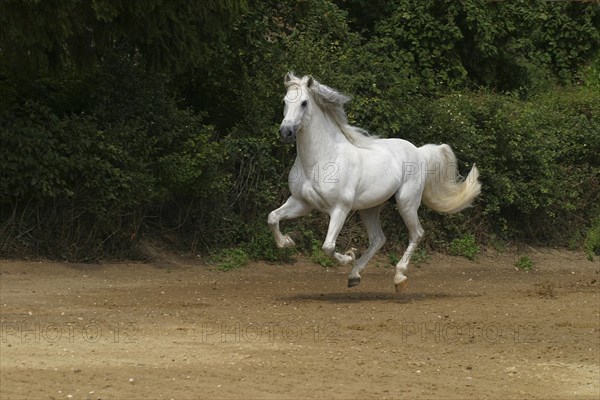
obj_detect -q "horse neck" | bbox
[296,106,346,168]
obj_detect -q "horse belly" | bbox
[352,180,400,209]
[352,158,403,209]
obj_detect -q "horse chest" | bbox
[299,181,342,211]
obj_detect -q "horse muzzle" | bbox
[279,125,298,143]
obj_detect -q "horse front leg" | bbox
[268,196,312,248]
[322,207,355,265]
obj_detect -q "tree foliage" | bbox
[0,0,247,74]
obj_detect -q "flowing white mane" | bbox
[285,74,376,148]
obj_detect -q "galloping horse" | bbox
[269,73,481,291]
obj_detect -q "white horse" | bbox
[268,73,481,291]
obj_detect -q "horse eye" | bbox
[301,100,308,107]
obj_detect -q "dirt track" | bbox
[1,249,599,399]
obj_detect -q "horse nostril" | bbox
[279,125,296,142]
[280,126,292,138]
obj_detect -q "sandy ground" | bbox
[0,249,599,400]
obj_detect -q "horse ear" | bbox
[284,72,294,84]
[307,75,314,88]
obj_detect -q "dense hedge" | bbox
[415,87,599,245]
[1,0,598,260]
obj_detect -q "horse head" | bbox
[279,72,315,143]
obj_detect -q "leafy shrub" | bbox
[408,84,599,245]
[584,216,600,261]
[450,234,480,260]
[0,55,231,260]
[515,255,534,271]
[310,241,336,268]
[212,248,250,271]
[240,224,296,263]
[411,248,430,267]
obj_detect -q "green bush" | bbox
[0,55,231,259]
[515,255,534,271]
[240,224,296,263]
[584,216,600,261]
[450,234,480,260]
[407,84,600,245]
[310,241,336,268]
[212,248,250,271]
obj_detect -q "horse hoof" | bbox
[347,277,361,288]
[394,277,408,293]
[345,247,360,260]
[278,235,296,248]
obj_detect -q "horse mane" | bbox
[285,73,376,148]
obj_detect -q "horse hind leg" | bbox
[394,194,424,292]
[348,205,386,287]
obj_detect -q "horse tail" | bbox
[417,144,481,214]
